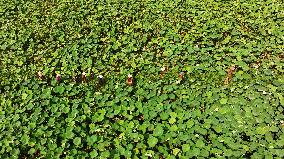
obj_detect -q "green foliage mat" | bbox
[0,0,284,158]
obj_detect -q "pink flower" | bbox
[56,74,61,81]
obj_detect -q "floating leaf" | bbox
[182,144,190,152]
[55,85,65,94]
[147,136,158,147]
[73,137,81,146]
[153,125,164,136]
[220,98,228,105]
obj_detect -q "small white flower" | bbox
[161,67,166,72]
[82,72,86,76]
[128,74,132,78]
[98,75,103,78]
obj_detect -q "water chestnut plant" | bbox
[0,0,284,158]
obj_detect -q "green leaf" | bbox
[160,94,168,101]
[160,112,169,120]
[147,136,158,147]
[65,129,74,139]
[256,127,268,135]
[192,147,200,156]
[63,106,70,114]
[42,88,51,98]
[164,49,173,57]
[182,144,190,152]
[220,98,228,105]
[222,35,231,44]
[169,118,176,124]
[27,103,34,110]
[236,61,249,71]
[186,120,194,129]
[21,134,29,145]
[173,148,180,155]
[73,137,81,146]
[170,112,177,118]
[185,66,194,73]
[22,93,28,100]
[269,126,279,132]
[28,148,36,155]
[55,85,65,94]
[196,139,205,148]
[90,150,98,158]
[277,93,284,106]
[153,125,164,136]
[214,126,223,133]
[219,107,229,114]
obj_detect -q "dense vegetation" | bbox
[0,0,284,158]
